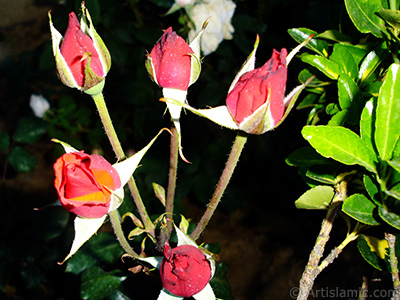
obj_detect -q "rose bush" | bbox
[160,242,212,297]
[54,151,121,218]
[146,27,194,91]
[226,48,288,131]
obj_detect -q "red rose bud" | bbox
[226,48,288,134]
[54,151,121,218]
[146,27,194,91]
[49,4,111,93]
[60,13,104,86]
[160,243,212,297]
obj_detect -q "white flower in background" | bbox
[186,0,236,56]
[30,94,50,118]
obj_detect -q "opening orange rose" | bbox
[54,151,121,218]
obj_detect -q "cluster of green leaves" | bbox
[287,0,400,272]
[0,117,47,173]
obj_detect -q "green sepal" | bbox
[60,215,107,264]
[188,18,210,86]
[48,11,81,90]
[80,2,111,75]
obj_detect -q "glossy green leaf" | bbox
[386,183,400,200]
[357,44,388,84]
[81,267,126,300]
[357,235,386,271]
[342,194,380,225]
[286,147,332,167]
[297,93,320,110]
[295,185,334,210]
[377,9,400,32]
[360,100,375,153]
[306,166,336,184]
[12,117,47,144]
[288,28,328,56]
[394,139,400,158]
[375,63,400,161]
[302,125,377,173]
[327,109,349,126]
[385,167,400,200]
[379,203,400,230]
[337,74,364,125]
[363,81,382,97]
[364,174,381,204]
[388,156,400,173]
[301,54,340,79]
[8,146,37,173]
[326,103,340,116]
[344,0,386,38]
[317,29,352,43]
[330,44,359,79]
[0,132,10,151]
[297,69,328,89]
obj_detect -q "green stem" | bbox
[190,132,248,241]
[389,0,398,10]
[108,210,139,258]
[158,125,179,247]
[166,125,179,221]
[91,92,155,239]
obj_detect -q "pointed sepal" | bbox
[59,215,106,263]
[192,284,216,300]
[188,18,210,85]
[48,11,81,89]
[228,35,259,93]
[157,288,184,300]
[161,98,239,130]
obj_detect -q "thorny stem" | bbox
[91,92,155,241]
[385,232,400,300]
[190,132,248,241]
[109,210,139,258]
[158,125,179,247]
[296,180,348,300]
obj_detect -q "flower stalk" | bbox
[91,92,155,239]
[158,125,180,247]
[109,210,140,258]
[190,132,248,240]
[296,180,348,300]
